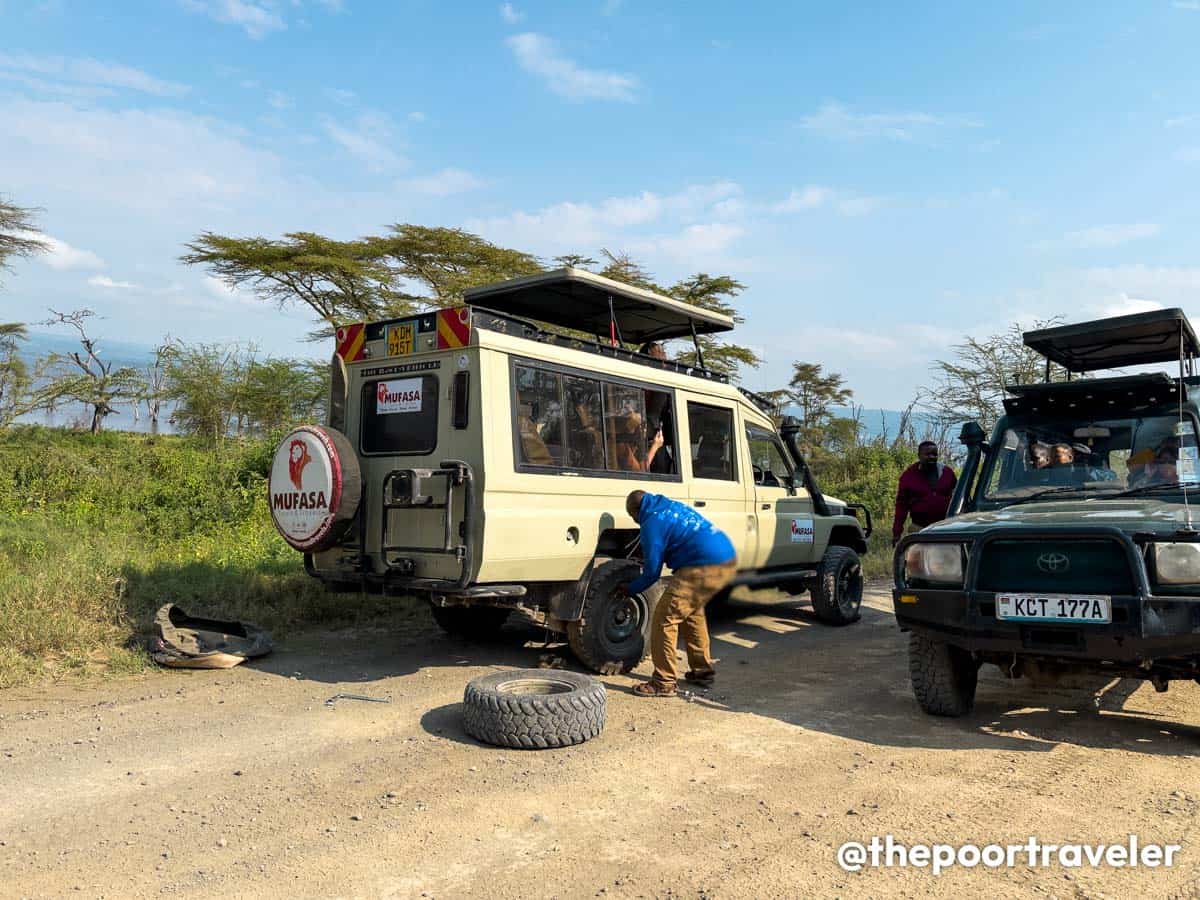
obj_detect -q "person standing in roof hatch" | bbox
[892,441,957,546]
[622,490,737,697]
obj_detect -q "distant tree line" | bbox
[1,190,1044,452]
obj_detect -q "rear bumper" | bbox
[893,588,1200,661]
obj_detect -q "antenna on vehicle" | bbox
[606,293,623,348]
[1180,321,1194,531]
[690,319,706,370]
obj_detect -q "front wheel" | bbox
[908,633,978,717]
[567,559,663,674]
[430,603,511,639]
[810,545,863,625]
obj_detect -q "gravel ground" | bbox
[3,585,1200,899]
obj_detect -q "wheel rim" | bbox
[838,564,863,614]
[605,590,647,647]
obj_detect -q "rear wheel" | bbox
[567,559,663,674]
[431,604,511,639]
[810,545,863,625]
[908,633,978,717]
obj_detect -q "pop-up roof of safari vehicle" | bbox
[1023,307,1200,375]
[462,266,735,344]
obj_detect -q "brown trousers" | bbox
[649,560,737,687]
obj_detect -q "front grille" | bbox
[975,538,1135,594]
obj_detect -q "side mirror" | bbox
[959,421,986,447]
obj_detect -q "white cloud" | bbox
[773,185,885,217]
[266,90,293,110]
[407,111,426,123]
[633,223,745,263]
[800,102,978,142]
[506,32,638,102]
[323,87,356,105]
[182,0,287,38]
[499,2,523,24]
[398,168,486,196]
[1082,265,1200,301]
[1175,1,1200,9]
[0,96,287,214]
[1166,114,1197,128]
[87,274,139,290]
[322,112,406,172]
[467,182,740,250]
[1176,146,1200,163]
[36,234,105,270]
[1061,223,1161,249]
[1093,293,1163,319]
[0,52,188,96]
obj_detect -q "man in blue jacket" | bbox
[623,490,738,697]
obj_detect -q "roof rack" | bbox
[1024,308,1199,374]
[462,267,734,345]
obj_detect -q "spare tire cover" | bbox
[268,425,361,552]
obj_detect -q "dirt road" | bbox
[3,585,1200,899]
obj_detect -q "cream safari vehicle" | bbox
[268,268,873,673]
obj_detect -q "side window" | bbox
[514,365,563,466]
[564,376,604,470]
[604,383,647,472]
[746,424,793,488]
[644,388,676,475]
[687,402,736,481]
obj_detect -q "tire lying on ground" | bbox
[462,669,606,749]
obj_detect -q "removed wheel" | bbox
[462,669,606,749]
[567,558,664,674]
[431,604,511,639]
[908,633,978,717]
[810,545,863,625]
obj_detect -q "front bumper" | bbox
[893,526,1200,662]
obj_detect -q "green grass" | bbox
[0,427,400,689]
[0,425,908,688]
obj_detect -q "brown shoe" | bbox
[684,669,715,687]
[633,680,677,697]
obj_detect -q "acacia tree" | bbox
[181,231,403,334]
[41,309,142,433]
[0,197,47,277]
[922,319,1064,434]
[138,343,173,435]
[669,273,760,379]
[0,323,44,428]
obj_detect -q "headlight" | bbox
[1153,542,1200,584]
[904,543,965,586]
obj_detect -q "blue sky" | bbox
[3,0,1200,407]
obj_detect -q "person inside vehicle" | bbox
[1052,443,1075,467]
[1129,435,1180,486]
[611,410,666,472]
[639,341,668,361]
[644,390,676,474]
[1030,443,1052,470]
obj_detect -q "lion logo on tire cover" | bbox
[288,439,312,490]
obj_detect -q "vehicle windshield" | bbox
[980,412,1200,503]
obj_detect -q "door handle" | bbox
[693,500,706,507]
[761,503,771,510]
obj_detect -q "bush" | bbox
[0,426,398,688]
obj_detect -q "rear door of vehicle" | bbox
[681,396,754,565]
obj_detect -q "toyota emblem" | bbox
[1036,552,1071,574]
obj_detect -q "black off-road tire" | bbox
[430,604,511,639]
[908,633,978,717]
[462,669,606,749]
[567,559,664,675]
[810,545,863,625]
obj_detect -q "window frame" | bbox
[686,401,739,483]
[745,421,796,493]
[359,374,441,457]
[509,356,682,482]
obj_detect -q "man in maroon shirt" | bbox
[892,441,958,545]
